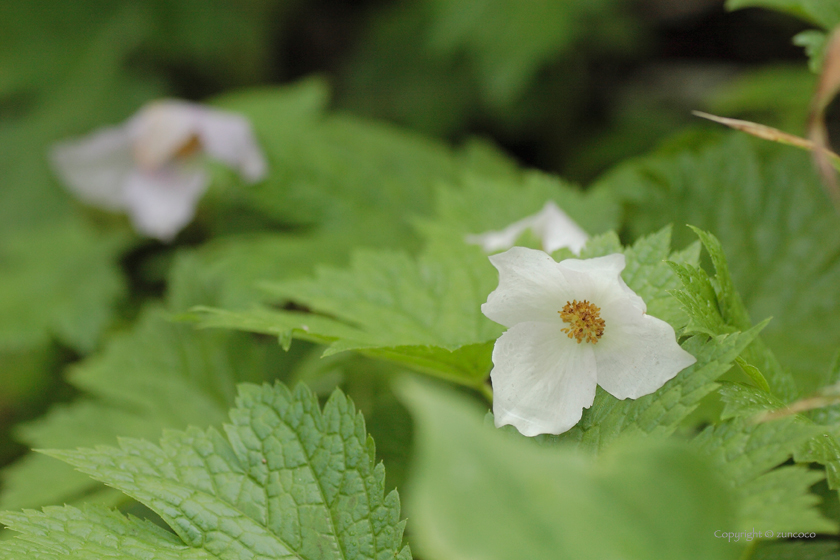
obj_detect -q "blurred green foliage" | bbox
[1,0,840,557]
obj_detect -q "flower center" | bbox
[559,300,605,344]
[174,134,202,160]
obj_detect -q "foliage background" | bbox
[2,0,840,558]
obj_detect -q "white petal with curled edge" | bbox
[122,167,208,242]
[194,108,268,182]
[533,201,589,254]
[482,247,577,328]
[130,101,200,170]
[50,125,135,210]
[594,299,696,400]
[491,321,598,436]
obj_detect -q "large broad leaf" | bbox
[0,219,127,353]
[598,134,840,393]
[692,412,835,533]
[396,377,740,560]
[192,233,503,388]
[190,225,683,389]
[0,382,411,560]
[213,80,472,245]
[0,254,292,511]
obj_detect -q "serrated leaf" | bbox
[289,351,414,493]
[0,504,210,560]
[691,414,836,533]
[616,227,698,330]
[719,381,840,490]
[192,234,504,388]
[31,382,410,560]
[673,228,795,397]
[667,227,790,396]
[0,304,282,511]
[0,252,295,511]
[601,135,837,394]
[396,376,740,560]
[551,328,763,451]
[216,83,466,243]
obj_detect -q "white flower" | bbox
[50,100,268,241]
[482,247,696,436]
[466,201,589,255]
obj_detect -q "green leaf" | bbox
[554,328,764,451]
[668,227,787,396]
[692,414,836,533]
[794,30,828,72]
[0,304,286,511]
[726,0,840,29]
[215,83,466,245]
[0,219,127,353]
[397,377,740,560]
[0,505,210,560]
[289,351,414,494]
[612,226,699,331]
[719,381,840,493]
[192,234,503,388]
[599,135,839,394]
[22,382,410,560]
[0,253,297,511]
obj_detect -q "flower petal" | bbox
[482,247,578,328]
[532,201,589,254]
[193,108,268,182]
[594,301,696,400]
[50,125,134,210]
[465,201,588,255]
[131,101,200,170]
[558,253,646,313]
[122,167,208,242]
[491,321,597,436]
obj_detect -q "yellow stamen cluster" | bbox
[559,300,605,344]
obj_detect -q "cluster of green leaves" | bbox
[337,0,645,176]
[0,382,411,560]
[598,135,840,394]
[4,3,840,559]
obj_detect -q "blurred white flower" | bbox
[51,100,267,241]
[482,247,696,436]
[466,201,589,255]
